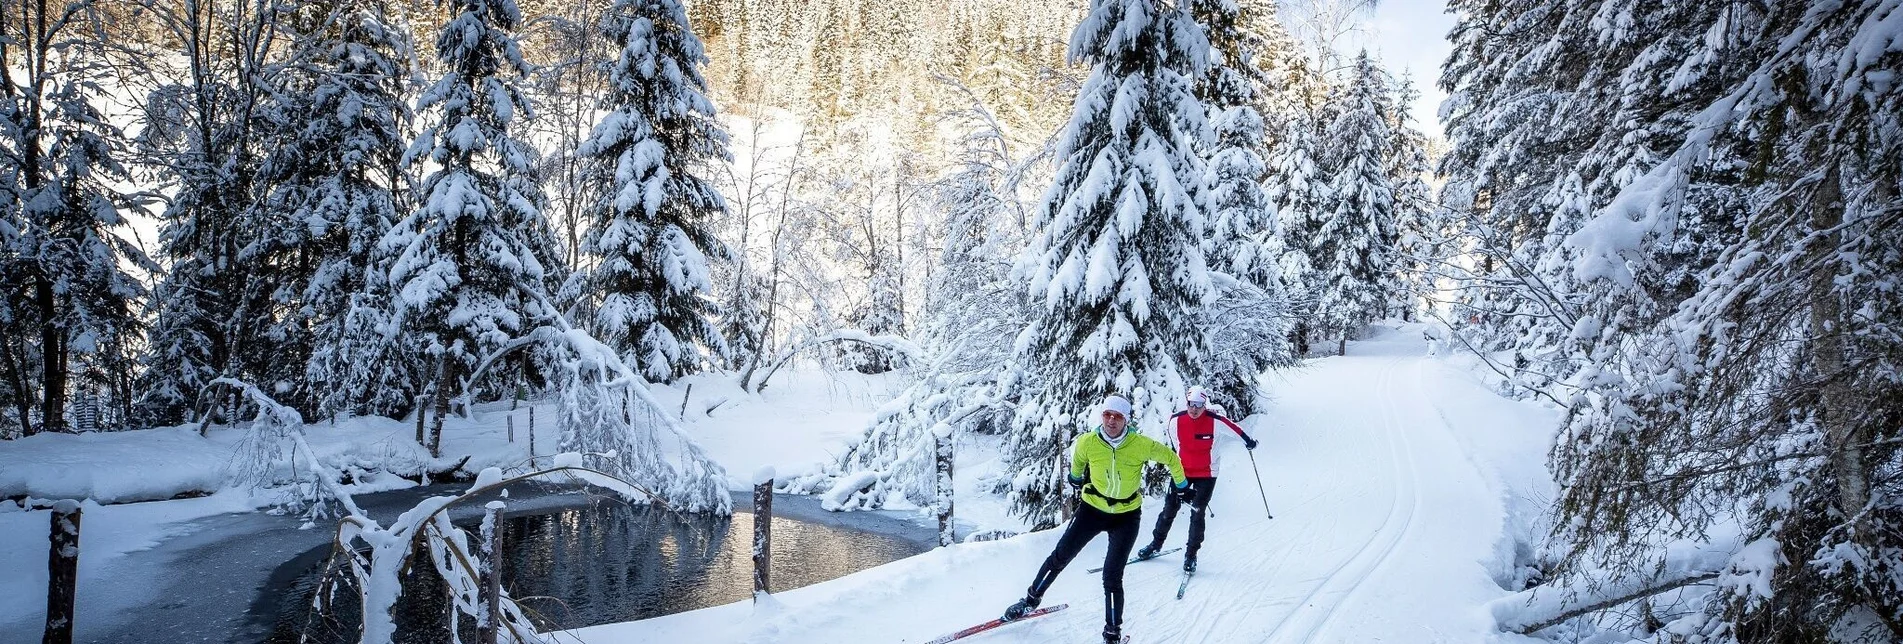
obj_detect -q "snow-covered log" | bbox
[1490,545,1733,634]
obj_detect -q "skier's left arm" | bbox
[1214,413,1259,450]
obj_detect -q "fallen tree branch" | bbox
[1494,568,1722,634]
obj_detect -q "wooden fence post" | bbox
[752,468,774,600]
[527,406,536,463]
[506,415,515,443]
[477,501,505,644]
[679,383,693,418]
[45,500,81,644]
[934,425,955,547]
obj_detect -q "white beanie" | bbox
[1102,394,1133,418]
[1186,387,1209,406]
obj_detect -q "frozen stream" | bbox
[22,485,932,644]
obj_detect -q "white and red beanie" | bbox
[1186,387,1209,407]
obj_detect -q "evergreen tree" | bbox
[1261,65,1327,355]
[386,0,559,453]
[570,0,731,383]
[0,0,153,435]
[1311,51,1393,355]
[1005,0,1214,527]
[1384,77,1435,322]
[1442,0,1902,639]
[1190,0,1290,417]
[258,0,417,419]
[136,0,280,426]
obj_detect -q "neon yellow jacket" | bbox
[1069,427,1188,514]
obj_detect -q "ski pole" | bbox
[1246,449,1273,519]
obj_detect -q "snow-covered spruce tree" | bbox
[1261,63,1327,356]
[1511,1,1902,640]
[1189,0,1292,417]
[569,0,731,383]
[386,0,559,453]
[135,0,280,426]
[0,0,154,435]
[1384,77,1436,322]
[1434,0,1676,397]
[1005,0,1214,528]
[258,0,419,420]
[1310,51,1393,355]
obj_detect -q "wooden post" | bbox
[934,425,955,547]
[527,407,536,463]
[477,501,505,644]
[752,470,774,600]
[506,415,515,443]
[679,383,694,418]
[44,500,81,644]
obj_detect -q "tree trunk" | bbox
[936,429,955,547]
[35,267,64,435]
[1807,163,1868,528]
[2,337,37,437]
[430,357,453,458]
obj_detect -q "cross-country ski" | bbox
[923,604,1068,644]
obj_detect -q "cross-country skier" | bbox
[1134,386,1259,572]
[1001,394,1190,643]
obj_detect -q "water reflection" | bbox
[273,499,923,642]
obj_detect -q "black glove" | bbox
[1243,435,1259,451]
[1172,485,1195,503]
[1068,474,1086,490]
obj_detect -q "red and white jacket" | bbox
[1166,410,1251,478]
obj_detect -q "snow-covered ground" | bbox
[0,367,904,641]
[0,327,1560,643]
[565,325,1561,643]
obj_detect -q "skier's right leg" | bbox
[1099,509,1141,643]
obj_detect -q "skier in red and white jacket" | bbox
[1135,386,1258,572]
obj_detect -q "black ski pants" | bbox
[1149,476,1217,557]
[1023,502,1140,632]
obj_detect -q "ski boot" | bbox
[1134,543,1163,561]
[1183,555,1197,573]
[1002,595,1040,621]
[1102,625,1123,643]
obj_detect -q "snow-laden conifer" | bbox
[1442,0,1903,638]
[0,0,154,435]
[569,0,731,383]
[1384,77,1436,322]
[385,0,560,449]
[258,0,418,419]
[1311,51,1394,355]
[1190,0,1294,416]
[1005,0,1215,527]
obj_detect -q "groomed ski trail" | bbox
[567,328,1525,643]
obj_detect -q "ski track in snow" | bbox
[569,331,1522,643]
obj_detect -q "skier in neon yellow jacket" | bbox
[1000,394,1189,643]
